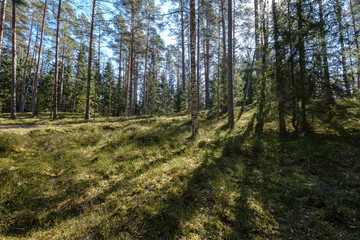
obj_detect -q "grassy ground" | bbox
[0,100,359,239]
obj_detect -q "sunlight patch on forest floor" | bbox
[0,101,360,239]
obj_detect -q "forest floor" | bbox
[0,99,360,239]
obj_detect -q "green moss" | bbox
[0,101,359,239]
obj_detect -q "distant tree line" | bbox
[0,0,359,137]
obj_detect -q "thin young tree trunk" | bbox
[53,0,62,120]
[32,0,47,117]
[254,0,260,78]
[11,0,16,120]
[190,0,198,137]
[217,12,220,121]
[85,0,96,120]
[117,37,122,116]
[221,0,227,113]
[181,0,186,93]
[127,5,135,116]
[196,0,200,111]
[72,45,83,113]
[133,61,138,114]
[20,16,33,112]
[58,46,65,112]
[205,19,210,109]
[350,0,360,89]
[142,28,149,115]
[109,75,112,116]
[0,0,7,67]
[227,0,234,125]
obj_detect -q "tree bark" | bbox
[0,0,7,67]
[350,0,360,89]
[297,0,309,132]
[196,0,200,111]
[53,0,62,120]
[11,0,16,120]
[272,0,286,136]
[59,46,65,112]
[220,0,227,113]
[20,16,33,112]
[319,0,333,103]
[142,28,149,115]
[254,0,260,78]
[181,0,186,93]
[117,37,122,116]
[227,0,234,125]
[85,0,96,120]
[32,0,47,117]
[335,0,350,96]
[133,61,138,114]
[127,5,135,116]
[190,0,198,137]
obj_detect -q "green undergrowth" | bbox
[0,100,359,239]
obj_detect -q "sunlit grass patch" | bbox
[0,101,359,239]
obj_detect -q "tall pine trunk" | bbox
[127,5,135,116]
[59,46,65,112]
[85,0,96,120]
[227,0,234,125]
[53,0,62,120]
[319,0,333,103]
[11,0,16,120]
[32,0,47,117]
[335,0,350,96]
[272,0,286,136]
[0,0,7,67]
[190,0,198,137]
[350,0,360,89]
[220,0,227,113]
[297,0,309,132]
[20,16,33,112]
[181,0,186,93]
[117,37,122,116]
[196,0,200,111]
[142,29,149,115]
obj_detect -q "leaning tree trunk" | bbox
[20,16,33,112]
[0,0,7,67]
[85,0,96,120]
[53,0,62,120]
[32,0,47,117]
[11,0,16,120]
[190,0,198,137]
